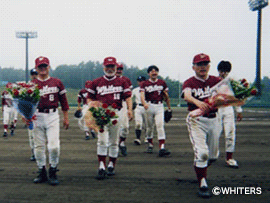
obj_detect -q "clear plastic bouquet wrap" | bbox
[79,101,119,133]
[6,82,40,129]
[189,78,257,117]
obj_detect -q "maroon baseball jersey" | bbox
[78,89,88,105]
[32,77,69,111]
[1,91,13,107]
[140,79,168,103]
[87,75,132,110]
[182,75,221,111]
[118,75,133,89]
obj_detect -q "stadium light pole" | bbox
[248,0,268,96]
[16,31,38,83]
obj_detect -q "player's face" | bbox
[218,70,229,79]
[148,69,159,80]
[30,74,38,80]
[36,64,50,78]
[193,63,210,79]
[116,68,123,77]
[103,65,117,77]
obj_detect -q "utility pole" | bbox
[16,31,38,83]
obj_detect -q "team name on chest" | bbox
[40,85,59,96]
[145,85,163,93]
[97,85,123,95]
[192,86,211,99]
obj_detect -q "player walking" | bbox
[32,56,69,185]
[28,69,38,161]
[132,76,147,145]
[77,81,96,140]
[115,63,133,156]
[2,89,18,137]
[140,65,171,157]
[217,61,242,169]
[182,53,221,198]
[87,57,133,180]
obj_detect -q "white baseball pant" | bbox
[3,106,17,125]
[97,110,120,158]
[134,105,146,130]
[118,102,129,138]
[186,115,220,168]
[218,106,236,153]
[33,110,60,168]
[145,103,166,140]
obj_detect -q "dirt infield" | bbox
[1,107,270,203]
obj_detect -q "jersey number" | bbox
[49,94,54,101]
[114,93,120,100]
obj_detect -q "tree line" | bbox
[0,61,269,106]
[0,60,180,99]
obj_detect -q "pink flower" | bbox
[112,120,117,125]
[243,83,248,87]
[102,103,108,109]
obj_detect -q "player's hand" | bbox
[237,113,243,122]
[195,100,211,112]
[128,110,133,121]
[143,104,149,110]
[63,118,69,130]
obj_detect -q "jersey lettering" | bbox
[145,85,164,93]
[192,86,211,99]
[97,85,123,95]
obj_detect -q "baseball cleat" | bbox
[145,144,153,154]
[30,154,36,161]
[119,146,127,156]
[144,138,148,144]
[207,159,217,167]
[3,132,8,137]
[134,139,141,145]
[158,149,171,157]
[48,167,60,185]
[85,135,90,140]
[33,166,48,183]
[91,131,96,138]
[198,186,212,198]
[10,129,14,136]
[226,159,239,169]
[96,169,107,180]
[107,167,115,176]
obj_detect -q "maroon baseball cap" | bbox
[103,57,117,66]
[35,56,50,67]
[193,53,210,64]
[117,63,123,69]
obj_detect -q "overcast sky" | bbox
[0,0,269,82]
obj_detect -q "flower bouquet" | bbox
[6,82,40,129]
[79,101,119,133]
[189,77,257,117]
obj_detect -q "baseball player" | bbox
[28,68,39,161]
[116,63,132,156]
[32,56,69,186]
[217,61,242,169]
[87,57,133,180]
[77,81,96,140]
[140,65,171,157]
[132,76,147,145]
[2,89,18,137]
[182,53,221,198]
